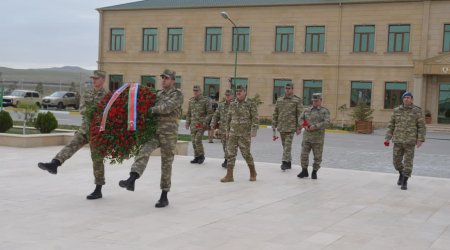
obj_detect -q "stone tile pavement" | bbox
[1,146,450,250]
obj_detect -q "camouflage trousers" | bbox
[300,141,324,170]
[54,130,105,185]
[280,132,295,162]
[191,128,205,157]
[131,133,177,192]
[393,143,416,178]
[220,132,228,159]
[227,134,254,168]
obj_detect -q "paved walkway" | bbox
[1,146,450,249]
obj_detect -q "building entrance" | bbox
[439,83,450,124]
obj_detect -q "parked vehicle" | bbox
[2,90,42,107]
[42,91,80,110]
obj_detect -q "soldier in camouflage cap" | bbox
[185,85,213,164]
[119,69,184,208]
[297,93,330,180]
[385,91,426,190]
[38,70,109,200]
[210,89,234,168]
[221,85,259,183]
[272,82,303,171]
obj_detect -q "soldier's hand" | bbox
[416,141,423,148]
[309,125,317,131]
[296,128,301,135]
[272,127,276,132]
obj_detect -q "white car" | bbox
[2,90,41,107]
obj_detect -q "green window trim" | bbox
[175,76,182,89]
[230,78,248,90]
[205,27,222,52]
[388,24,410,52]
[167,28,183,52]
[273,79,292,104]
[444,24,450,52]
[232,27,250,52]
[275,26,294,52]
[204,77,221,100]
[303,80,322,105]
[384,82,407,109]
[141,75,156,88]
[143,28,158,52]
[109,74,123,91]
[110,28,125,51]
[305,26,325,52]
[354,25,375,52]
[351,81,372,107]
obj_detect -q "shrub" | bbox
[35,111,58,133]
[350,103,374,121]
[0,110,13,132]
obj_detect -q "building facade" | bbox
[97,0,450,125]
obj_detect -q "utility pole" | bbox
[0,72,3,112]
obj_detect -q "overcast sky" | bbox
[0,0,133,70]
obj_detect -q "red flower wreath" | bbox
[89,85,157,164]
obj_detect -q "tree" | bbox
[15,102,39,134]
[35,82,44,94]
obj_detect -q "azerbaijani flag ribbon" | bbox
[100,83,130,132]
[127,83,139,131]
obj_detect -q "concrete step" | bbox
[426,124,450,133]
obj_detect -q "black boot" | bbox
[86,185,103,200]
[190,156,199,164]
[38,159,61,174]
[397,171,404,186]
[401,177,408,190]
[312,170,318,179]
[281,161,289,171]
[221,159,227,168]
[155,191,169,208]
[297,168,309,178]
[286,161,292,169]
[197,155,205,164]
[119,172,140,191]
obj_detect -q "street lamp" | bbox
[220,11,238,93]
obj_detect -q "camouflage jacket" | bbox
[151,87,184,135]
[210,101,232,133]
[299,105,330,143]
[225,98,259,136]
[80,87,108,133]
[272,95,303,132]
[186,96,213,130]
[385,104,426,144]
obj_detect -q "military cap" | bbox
[160,69,176,80]
[401,91,413,99]
[312,93,322,100]
[193,85,201,91]
[224,89,233,95]
[285,83,293,88]
[90,70,106,79]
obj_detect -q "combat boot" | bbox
[197,155,205,164]
[220,167,234,182]
[397,171,404,186]
[155,191,169,208]
[249,164,257,181]
[286,161,292,169]
[190,156,199,164]
[221,159,227,168]
[86,185,103,200]
[280,161,289,171]
[401,177,408,190]
[311,170,318,179]
[38,159,61,174]
[119,172,140,191]
[297,168,309,178]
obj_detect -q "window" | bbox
[232,27,250,52]
[354,25,375,52]
[141,75,156,88]
[205,27,222,52]
[388,24,410,52]
[143,28,158,52]
[303,80,322,105]
[273,79,292,104]
[231,78,248,90]
[351,81,372,107]
[109,75,123,91]
[275,26,294,52]
[384,82,407,109]
[110,28,125,51]
[175,76,182,89]
[444,24,450,52]
[167,28,183,51]
[204,77,220,100]
[305,26,325,52]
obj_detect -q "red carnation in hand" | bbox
[272,135,279,141]
[302,119,309,128]
[384,141,390,147]
[195,123,203,129]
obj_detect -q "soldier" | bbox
[221,85,259,183]
[210,89,234,168]
[119,69,183,208]
[272,83,303,171]
[384,91,426,190]
[297,93,330,180]
[37,70,109,199]
[185,85,213,164]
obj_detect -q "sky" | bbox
[0,0,134,70]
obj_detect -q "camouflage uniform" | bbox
[299,105,330,170]
[186,92,213,157]
[210,100,232,159]
[54,87,108,185]
[130,86,183,191]
[385,104,426,178]
[225,97,259,168]
[272,94,303,162]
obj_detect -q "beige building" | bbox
[97,0,450,125]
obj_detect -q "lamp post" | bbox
[220,11,238,94]
[0,72,3,112]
